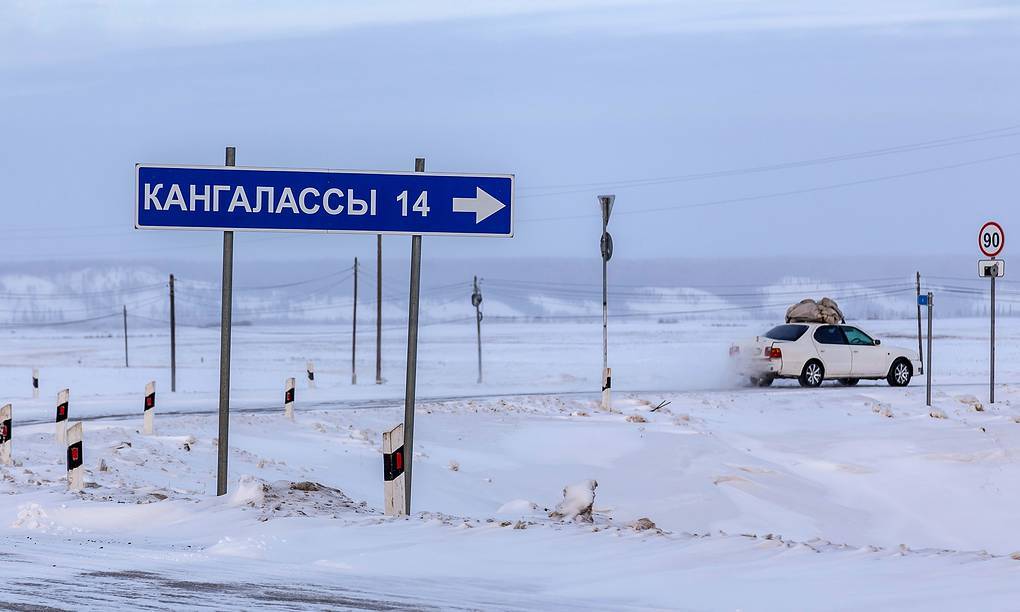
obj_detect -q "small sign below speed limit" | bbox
[979,221,1004,257]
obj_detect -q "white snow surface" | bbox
[1,317,1019,610]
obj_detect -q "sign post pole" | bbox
[216,145,236,497]
[978,221,1004,405]
[990,256,996,404]
[169,273,177,392]
[926,292,933,407]
[352,257,358,385]
[122,305,129,367]
[598,195,615,412]
[472,276,483,384]
[376,236,383,385]
[915,271,923,374]
[402,156,425,516]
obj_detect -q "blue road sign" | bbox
[135,164,514,237]
[917,295,929,306]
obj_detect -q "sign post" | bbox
[979,221,1004,405]
[472,276,483,384]
[135,157,514,501]
[0,403,11,466]
[598,195,615,412]
[169,273,177,392]
[915,272,923,375]
[216,146,235,497]
[917,292,934,407]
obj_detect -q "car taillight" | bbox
[766,347,782,359]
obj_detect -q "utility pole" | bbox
[217,145,236,497]
[597,195,615,412]
[122,305,129,368]
[472,276,483,384]
[376,235,383,385]
[352,257,358,385]
[402,156,425,516]
[169,273,177,392]
[915,271,923,374]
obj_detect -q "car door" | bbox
[812,325,852,377]
[843,326,885,377]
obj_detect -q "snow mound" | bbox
[496,499,542,515]
[229,476,370,520]
[550,480,597,523]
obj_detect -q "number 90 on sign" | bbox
[979,221,1004,257]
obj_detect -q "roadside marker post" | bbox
[32,368,39,399]
[135,154,513,502]
[979,221,1004,405]
[284,377,295,420]
[382,423,406,517]
[66,422,84,492]
[306,361,316,389]
[0,403,11,466]
[143,381,156,435]
[55,388,69,444]
[598,194,615,412]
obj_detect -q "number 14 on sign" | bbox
[397,191,430,217]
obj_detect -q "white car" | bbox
[729,322,922,387]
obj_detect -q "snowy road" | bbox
[1,318,1019,610]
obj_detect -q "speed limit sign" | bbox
[979,221,1004,257]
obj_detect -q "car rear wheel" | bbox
[887,359,912,387]
[837,378,859,386]
[799,360,824,387]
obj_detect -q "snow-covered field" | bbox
[1,317,1019,610]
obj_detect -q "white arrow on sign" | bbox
[453,187,506,224]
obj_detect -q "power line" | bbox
[520,151,1020,223]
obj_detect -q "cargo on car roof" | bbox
[785,298,845,325]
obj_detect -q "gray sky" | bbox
[1,1,1018,263]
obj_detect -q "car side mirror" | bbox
[873,339,881,346]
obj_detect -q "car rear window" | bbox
[765,324,808,341]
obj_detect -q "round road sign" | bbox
[979,221,1005,257]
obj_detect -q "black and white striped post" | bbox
[0,403,11,466]
[55,388,69,444]
[67,422,83,492]
[143,381,155,435]
[284,377,295,420]
[382,423,406,517]
[32,368,39,399]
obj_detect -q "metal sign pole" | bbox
[216,145,236,497]
[915,271,923,374]
[169,273,177,392]
[352,257,359,385]
[473,276,483,384]
[402,156,425,515]
[597,195,614,411]
[376,235,383,385]
[990,257,996,404]
[926,292,933,407]
[122,305,129,367]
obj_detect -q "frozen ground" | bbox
[1,317,1019,610]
